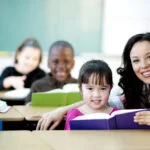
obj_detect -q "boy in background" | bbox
[26,40,77,103]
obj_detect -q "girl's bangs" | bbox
[88,73,107,85]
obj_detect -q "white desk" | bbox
[14,105,58,121]
[0,131,52,150]
[33,130,150,150]
[0,107,24,121]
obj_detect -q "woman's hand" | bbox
[36,107,66,130]
[134,111,150,125]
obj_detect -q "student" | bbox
[64,60,119,130]
[37,33,150,130]
[26,40,77,103]
[0,38,45,90]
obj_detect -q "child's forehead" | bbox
[21,46,41,54]
[82,83,107,87]
[50,46,73,55]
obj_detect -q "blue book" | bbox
[70,109,150,130]
[0,120,2,131]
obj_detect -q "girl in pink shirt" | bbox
[64,60,119,130]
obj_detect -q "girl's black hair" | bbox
[78,60,113,88]
[14,38,42,64]
[117,32,150,109]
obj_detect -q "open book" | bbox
[0,100,11,113]
[31,84,82,106]
[2,88,30,100]
[70,109,150,130]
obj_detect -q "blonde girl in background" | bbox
[0,38,45,90]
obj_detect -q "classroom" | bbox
[0,0,150,149]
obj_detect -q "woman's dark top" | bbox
[0,66,46,90]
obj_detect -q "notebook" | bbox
[31,84,82,106]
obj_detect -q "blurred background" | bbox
[0,0,150,85]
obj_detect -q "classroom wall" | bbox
[102,0,150,56]
[0,0,103,55]
[0,0,149,86]
[1,0,149,56]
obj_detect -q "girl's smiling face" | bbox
[81,74,112,110]
[16,46,41,74]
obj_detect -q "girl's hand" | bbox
[36,107,66,130]
[3,75,26,89]
[134,111,150,126]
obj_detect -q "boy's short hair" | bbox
[48,40,74,57]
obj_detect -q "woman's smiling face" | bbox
[130,41,150,84]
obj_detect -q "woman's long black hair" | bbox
[117,32,150,109]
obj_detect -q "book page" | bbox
[73,109,147,120]
[0,100,11,113]
[44,88,63,93]
[73,113,112,120]
[2,88,30,99]
[63,83,80,92]
[111,108,146,116]
[44,83,80,93]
